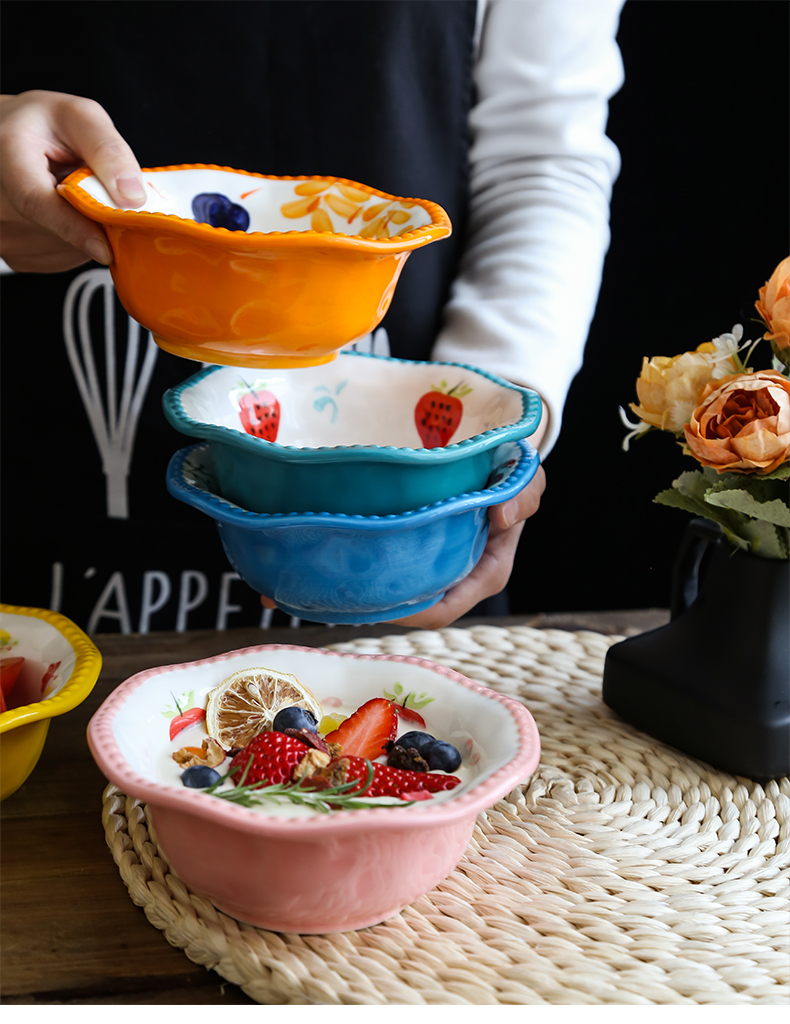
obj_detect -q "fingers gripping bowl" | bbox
[86,643,541,933]
[58,164,451,368]
[162,351,542,516]
[166,439,540,624]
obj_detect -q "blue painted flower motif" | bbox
[192,193,250,232]
[313,380,348,424]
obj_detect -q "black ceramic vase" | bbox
[602,518,790,781]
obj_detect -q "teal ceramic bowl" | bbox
[166,440,540,624]
[162,352,541,515]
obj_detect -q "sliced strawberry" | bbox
[0,656,25,697]
[339,756,460,799]
[394,702,427,728]
[324,697,398,760]
[169,706,206,741]
[229,731,310,786]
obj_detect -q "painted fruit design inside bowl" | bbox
[69,168,442,241]
[162,352,542,516]
[59,166,452,371]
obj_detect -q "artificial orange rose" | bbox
[755,256,790,355]
[683,370,790,474]
[630,342,738,432]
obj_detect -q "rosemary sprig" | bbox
[204,757,415,812]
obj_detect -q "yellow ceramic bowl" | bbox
[59,164,452,369]
[0,605,102,801]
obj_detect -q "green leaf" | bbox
[707,472,789,502]
[705,486,790,527]
[759,461,790,481]
[735,520,789,560]
[654,486,746,546]
[654,476,751,552]
[654,466,790,558]
[770,340,790,371]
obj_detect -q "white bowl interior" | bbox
[77,168,433,238]
[0,612,78,710]
[109,648,521,816]
[178,357,526,448]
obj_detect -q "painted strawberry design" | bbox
[338,756,461,799]
[229,731,310,785]
[238,383,280,441]
[324,697,398,760]
[414,380,472,448]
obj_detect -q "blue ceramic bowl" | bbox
[162,351,541,516]
[166,440,540,624]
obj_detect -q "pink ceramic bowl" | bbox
[87,643,540,933]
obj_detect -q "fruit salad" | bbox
[160,666,471,817]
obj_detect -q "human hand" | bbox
[388,464,546,629]
[0,90,145,272]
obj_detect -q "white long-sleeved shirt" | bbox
[433,0,624,454]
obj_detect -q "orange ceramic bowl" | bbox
[59,164,452,369]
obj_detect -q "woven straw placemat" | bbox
[101,625,790,1004]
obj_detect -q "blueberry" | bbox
[395,731,461,772]
[272,705,318,733]
[425,740,462,773]
[181,765,221,788]
[191,192,250,232]
[394,730,436,758]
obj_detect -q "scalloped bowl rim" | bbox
[87,644,541,837]
[163,352,542,463]
[59,164,452,251]
[168,439,539,527]
[0,604,102,732]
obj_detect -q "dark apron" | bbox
[0,0,477,631]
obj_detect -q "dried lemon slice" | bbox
[205,667,322,750]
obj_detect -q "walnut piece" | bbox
[310,757,350,789]
[293,748,331,781]
[172,737,226,769]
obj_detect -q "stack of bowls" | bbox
[164,351,541,624]
[61,162,542,623]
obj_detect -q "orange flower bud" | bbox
[755,256,790,358]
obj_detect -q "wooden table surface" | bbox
[1,610,668,1005]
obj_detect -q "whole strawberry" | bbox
[414,381,472,448]
[229,731,309,786]
[238,386,280,441]
[340,755,461,799]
